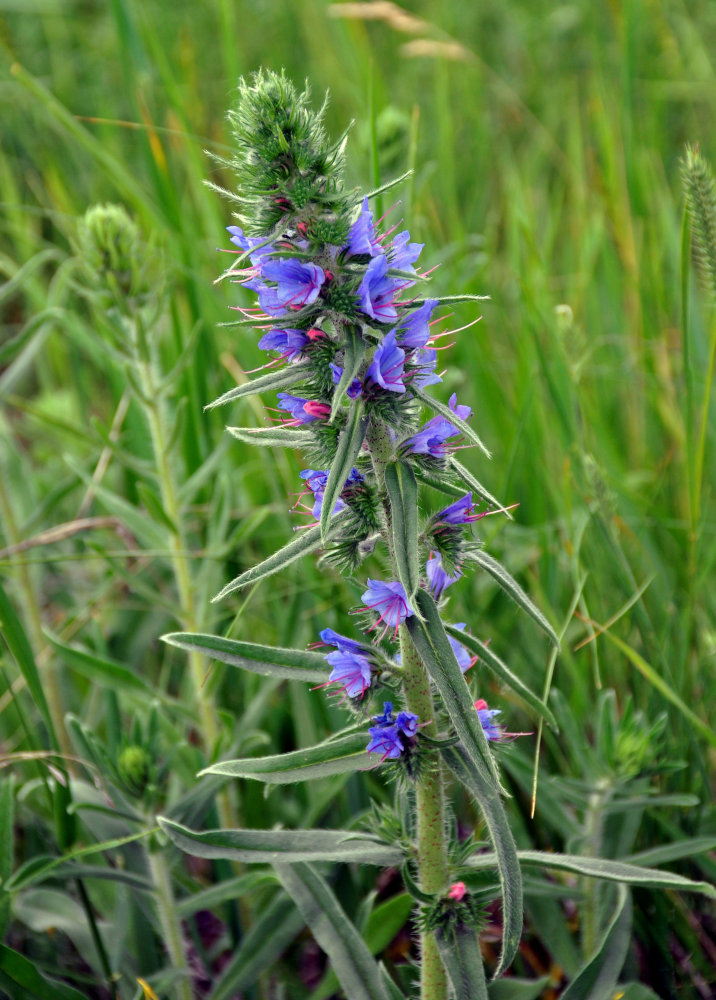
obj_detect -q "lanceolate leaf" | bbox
[161,632,331,682]
[331,325,366,419]
[206,363,311,409]
[406,589,503,791]
[384,461,420,600]
[561,885,631,1000]
[415,388,492,459]
[449,458,512,517]
[212,517,344,601]
[465,850,716,898]
[226,425,316,449]
[469,549,559,646]
[274,863,390,1000]
[442,745,522,977]
[444,625,558,730]
[320,398,369,542]
[434,923,489,1000]
[0,943,90,1000]
[200,731,372,784]
[158,817,402,866]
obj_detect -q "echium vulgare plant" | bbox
[157,73,714,998]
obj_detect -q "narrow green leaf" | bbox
[274,863,390,1000]
[207,890,304,1000]
[206,363,311,410]
[161,632,331,682]
[449,458,512,518]
[406,590,503,791]
[416,470,467,498]
[320,399,368,542]
[212,517,344,601]
[561,885,631,1000]
[442,745,523,977]
[331,325,366,419]
[176,872,276,918]
[384,461,420,601]
[158,817,402,866]
[0,580,56,746]
[0,776,13,938]
[136,481,179,534]
[415,388,492,459]
[488,977,552,1000]
[199,731,372,784]
[434,923,489,1000]
[465,850,716,899]
[468,549,559,646]
[226,425,316,449]
[380,965,408,1000]
[0,943,89,1000]
[444,625,558,730]
[46,636,160,699]
[625,836,716,867]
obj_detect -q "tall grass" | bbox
[1,1,714,997]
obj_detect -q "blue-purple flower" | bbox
[396,299,439,350]
[347,197,382,257]
[227,225,275,265]
[361,579,414,637]
[366,330,406,393]
[411,348,441,388]
[401,394,472,457]
[448,623,477,672]
[277,394,331,424]
[330,363,363,398]
[366,702,420,759]
[326,649,372,699]
[435,492,474,525]
[258,259,325,314]
[390,230,423,273]
[358,255,402,324]
[258,328,309,361]
[475,698,530,741]
[319,628,369,655]
[426,551,462,598]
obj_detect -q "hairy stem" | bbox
[146,840,193,1000]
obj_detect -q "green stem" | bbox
[146,840,193,1000]
[366,417,449,1000]
[581,776,612,957]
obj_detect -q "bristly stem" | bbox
[366,416,449,1000]
[146,838,193,1000]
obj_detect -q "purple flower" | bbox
[397,299,439,349]
[401,394,472,457]
[390,230,423,273]
[426,551,462,598]
[319,628,369,655]
[358,255,402,324]
[435,493,474,525]
[347,197,382,257]
[258,328,309,361]
[366,330,406,394]
[326,650,372,699]
[361,580,414,637]
[447,623,476,673]
[373,702,395,725]
[300,469,329,492]
[227,226,274,265]
[475,699,503,741]
[411,348,441,388]
[395,710,419,736]
[366,724,404,759]
[330,363,363,398]
[259,259,325,313]
[277,394,331,424]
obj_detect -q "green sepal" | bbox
[415,388,492,459]
[158,817,403,866]
[226,425,316,449]
[206,363,311,410]
[449,457,512,516]
[331,325,365,419]
[199,731,372,784]
[561,885,631,1000]
[465,849,716,898]
[434,923,489,1000]
[274,863,391,1000]
[320,398,368,542]
[468,549,559,646]
[212,516,345,601]
[384,461,420,601]
[405,589,503,792]
[442,745,523,977]
[444,625,558,730]
[161,632,330,682]
[400,862,435,905]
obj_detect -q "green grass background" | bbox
[1,1,714,997]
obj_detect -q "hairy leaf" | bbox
[320,398,368,542]
[449,458,512,518]
[162,632,330,682]
[331,325,366,418]
[469,549,559,646]
[200,731,372,783]
[415,388,491,459]
[561,885,631,1000]
[434,922,489,1000]
[226,425,316,448]
[207,363,311,409]
[384,461,420,601]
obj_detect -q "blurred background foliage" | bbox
[0,1,714,998]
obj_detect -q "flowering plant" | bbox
[157,71,563,998]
